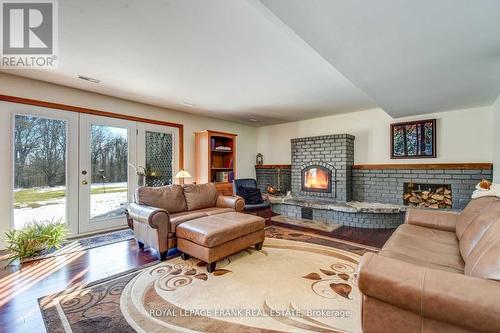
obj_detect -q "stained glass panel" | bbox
[145,131,173,187]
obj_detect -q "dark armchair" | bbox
[233,178,272,226]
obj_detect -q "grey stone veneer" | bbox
[352,168,492,209]
[291,134,354,201]
[255,167,291,194]
[272,203,404,229]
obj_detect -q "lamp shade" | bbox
[174,170,192,179]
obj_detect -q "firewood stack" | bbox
[404,187,452,209]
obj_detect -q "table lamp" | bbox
[174,169,192,185]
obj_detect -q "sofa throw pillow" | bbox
[136,185,187,213]
[183,183,218,211]
[238,186,264,205]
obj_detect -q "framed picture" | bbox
[391,119,436,159]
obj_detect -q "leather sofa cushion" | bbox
[381,226,464,273]
[169,211,207,233]
[183,183,218,211]
[464,220,500,281]
[169,208,233,233]
[405,208,459,232]
[136,185,187,214]
[459,203,500,259]
[176,212,265,247]
[192,207,234,216]
[397,224,458,246]
[456,197,499,239]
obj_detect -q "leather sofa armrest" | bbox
[127,202,170,230]
[216,195,245,212]
[358,253,500,333]
[405,208,460,232]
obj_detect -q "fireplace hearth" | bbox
[302,165,331,193]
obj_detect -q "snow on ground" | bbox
[14,198,66,228]
[90,191,128,219]
[14,183,128,229]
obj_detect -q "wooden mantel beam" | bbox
[352,163,492,170]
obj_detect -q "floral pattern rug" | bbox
[39,226,376,333]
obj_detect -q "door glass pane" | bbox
[145,131,173,187]
[90,125,128,220]
[13,115,67,229]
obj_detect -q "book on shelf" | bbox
[215,171,230,182]
[225,158,233,168]
[214,146,232,151]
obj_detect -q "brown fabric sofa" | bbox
[126,183,244,260]
[358,196,500,333]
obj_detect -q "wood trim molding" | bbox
[0,94,184,168]
[195,129,238,137]
[255,164,291,169]
[352,163,493,170]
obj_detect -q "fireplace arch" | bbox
[301,165,332,193]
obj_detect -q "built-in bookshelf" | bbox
[195,130,237,195]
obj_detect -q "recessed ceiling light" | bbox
[77,75,101,84]
[182,101,196,107]
[249,118,259,122]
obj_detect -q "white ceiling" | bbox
[1,0,375,126]
[261,0,500,118]
[2,0,500,125]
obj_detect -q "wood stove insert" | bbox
[301,165,332,193]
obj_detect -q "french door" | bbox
[7,103,178,236]
[9,105,79,234]
[78,114,137,233]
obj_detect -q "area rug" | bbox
[39,226,375,333]
[20,228,134,263]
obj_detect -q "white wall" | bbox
[0,73,258,177]
[0,73,258,249]
[493,94,500,183]
[257,107,493,165]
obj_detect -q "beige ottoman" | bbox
[176,212,265,272]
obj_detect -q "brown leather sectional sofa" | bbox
[358,196,500,333]
[126,183,244,260]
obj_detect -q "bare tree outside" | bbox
[14,115,66,188]
[13,116,129,228]
[14,115,67,229]
[89,125,128,219]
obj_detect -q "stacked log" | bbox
[404,187,452,209]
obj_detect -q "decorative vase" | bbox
[137,174,146,187]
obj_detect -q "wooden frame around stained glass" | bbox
[390,119,436,159]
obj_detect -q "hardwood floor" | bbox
[0,225,393,333]
[271,221,395,248]
[0,239,158,333]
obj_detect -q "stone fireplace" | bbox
[259,132,492,229]
[274,133,406,229]
[291,134,354,201]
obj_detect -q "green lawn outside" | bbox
[14,186,127,207]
